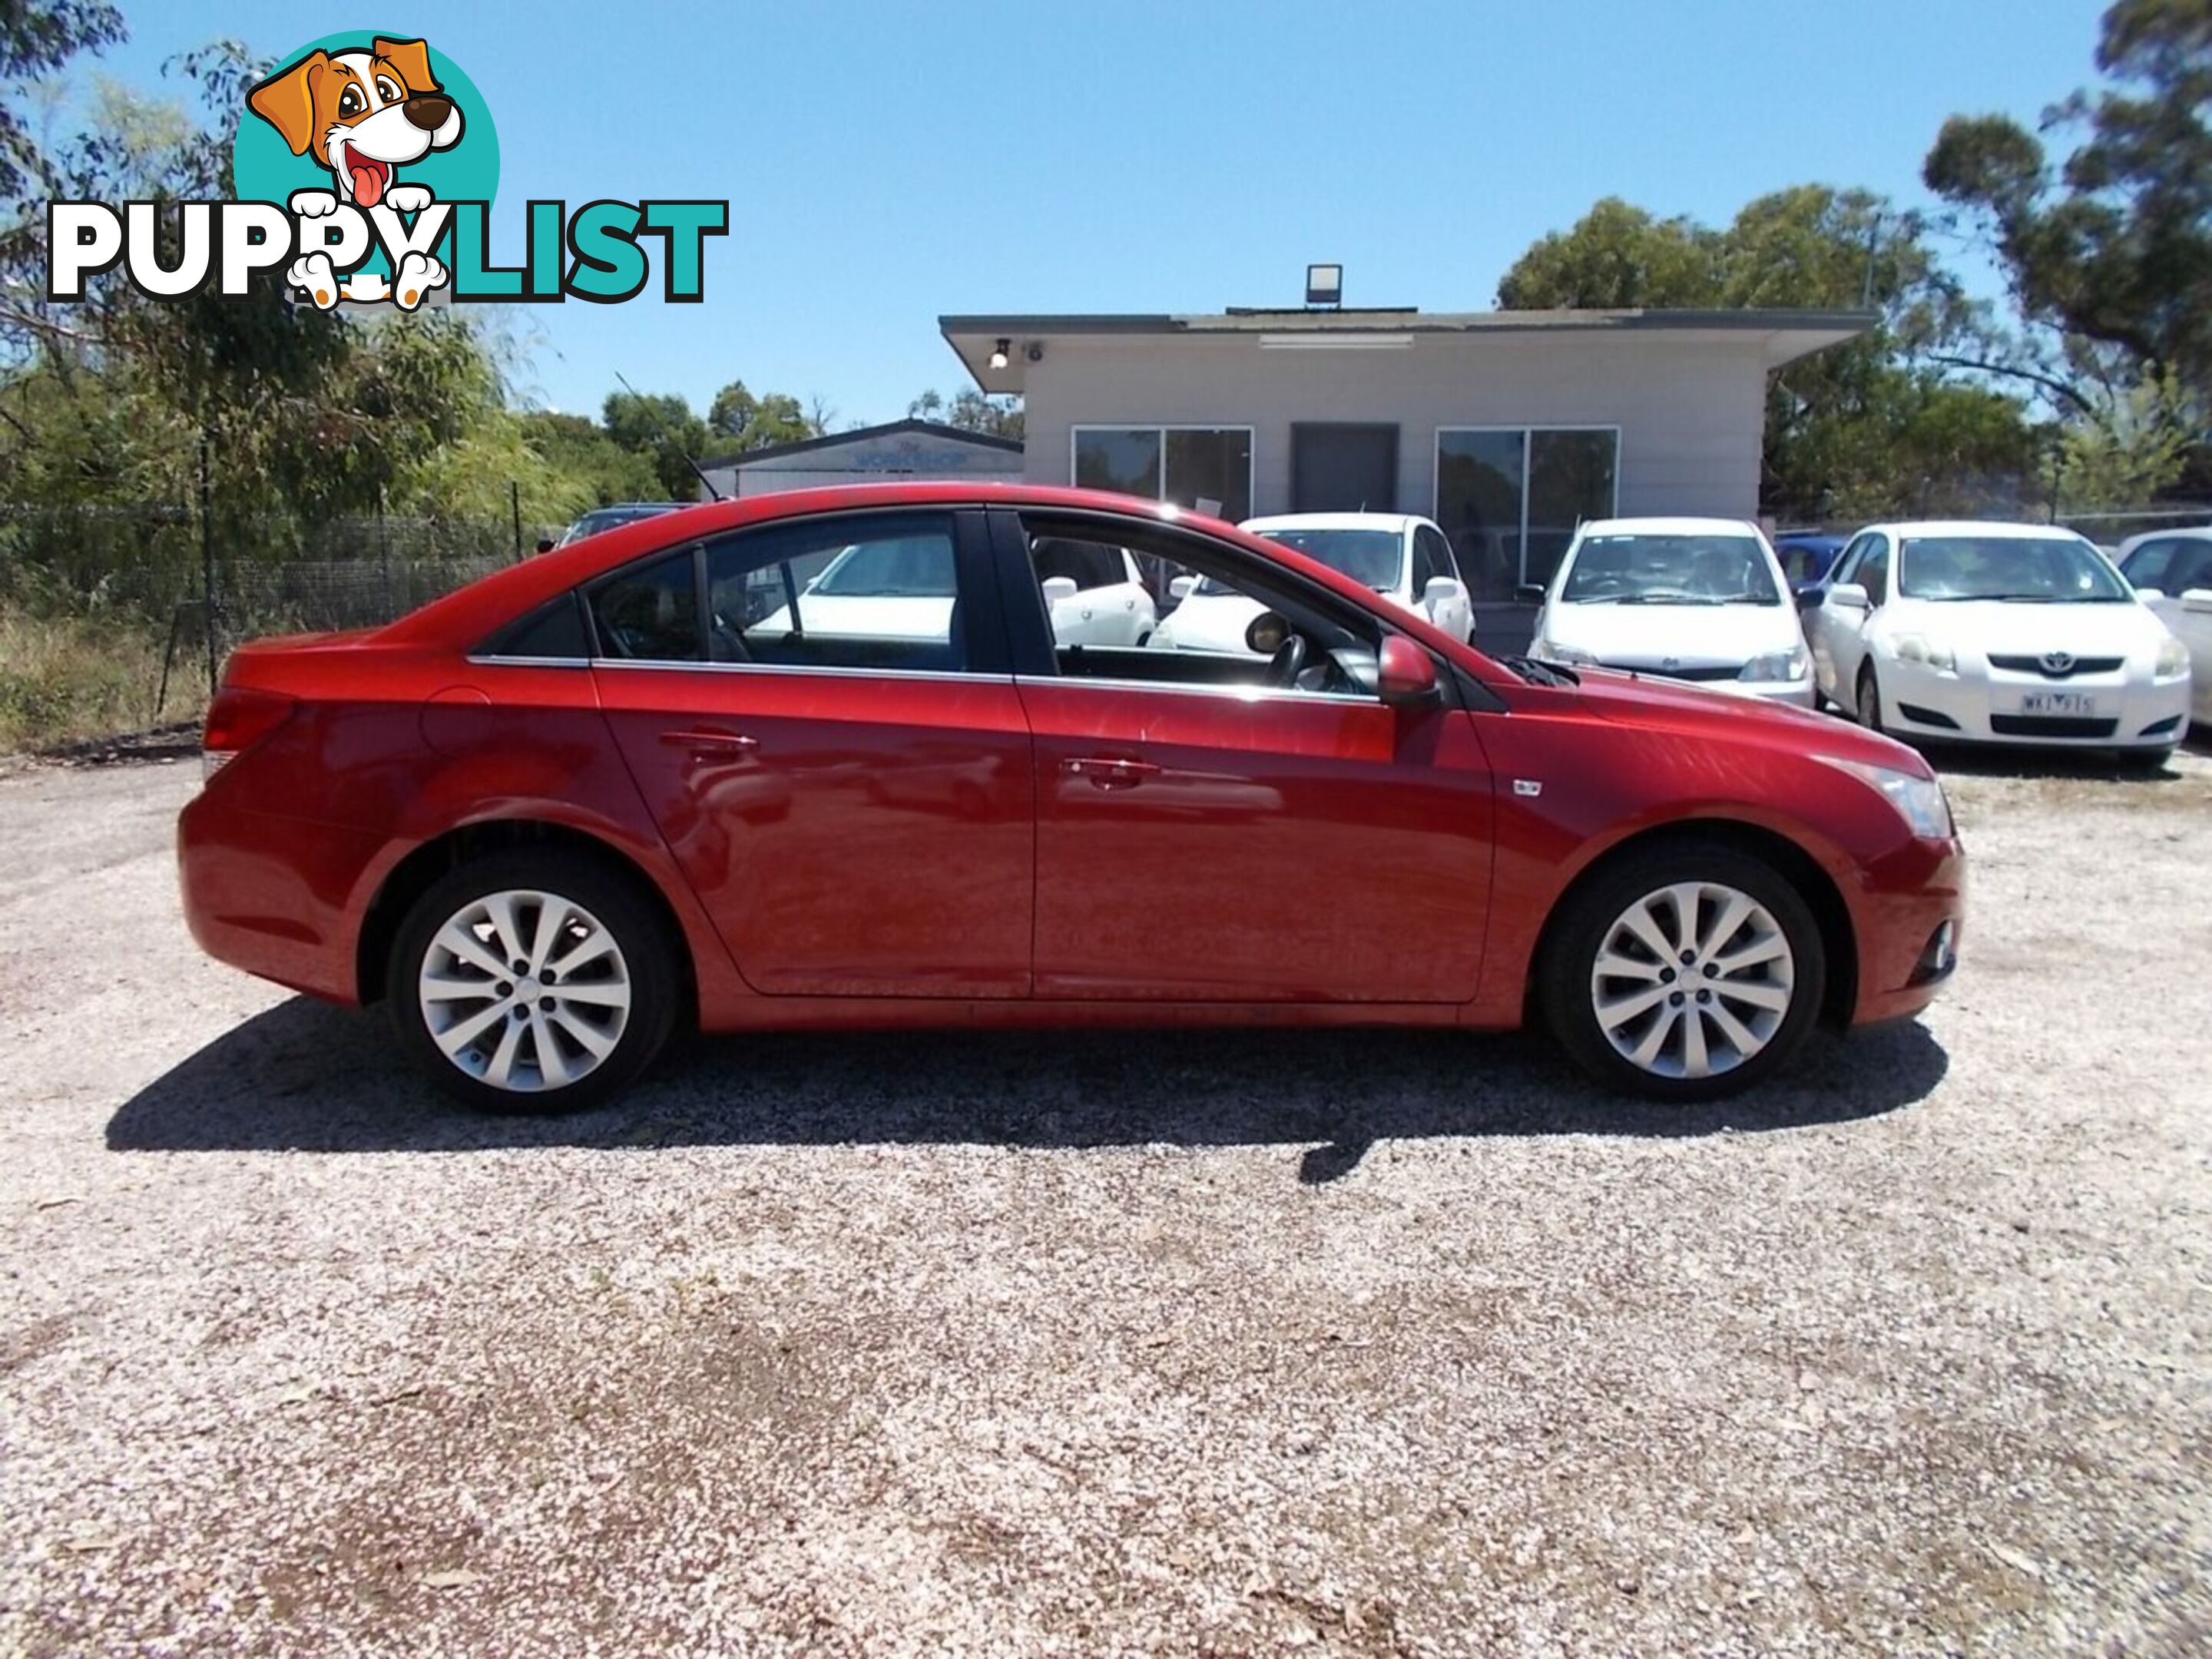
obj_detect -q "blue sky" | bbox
[91,0,2102,426]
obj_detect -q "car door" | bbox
[992,508,1495,1003]
[589,508,1037,998]
[2157,541,2212,717]
[1812,534,1880,699]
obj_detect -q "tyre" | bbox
[1856,661,1885,735]
[386,849,680,1113]
[1539,841,1827,1102]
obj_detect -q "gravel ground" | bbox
[1,747,2207,1657]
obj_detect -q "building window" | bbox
[1435,427,1618,600]
[1073,426,1253,522]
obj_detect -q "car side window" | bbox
[1410,531,1439,591]
[1859,538,1892,606]
[2125,538,2184,591]
[591,550,704,662]
[1830,534,1871,590]
[704,512,967,673]
[2171,544,2212,593]
[1419,525,1462,584]
[1015,515,1382,699]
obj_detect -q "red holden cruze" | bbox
[179,484,1963,1111]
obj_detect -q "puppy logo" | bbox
[245,36,471,310]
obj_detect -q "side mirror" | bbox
[1378,636,1440,708]
[1828,582,1869,611]
[2182,587,2212,614]
[2130,584,2165,601]
[1514,583,1546,605]
[1168,575,1197,601]
[1793,583,1826,613]
[1422,576,1465,606]
[534,538,555,555]
[1040,575,1080,605]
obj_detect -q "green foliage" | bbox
[1926,1,2212,396]
[2056,369,2194,506]
[706,379,823,452]
[599,390,711,498]
[0,0,124,201]
[1496,186,2033,519]
[907,387,1025,440]
[520,412,664,508]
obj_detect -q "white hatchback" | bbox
[1528,518,1813,705]
[1806,521,2192,759]
[1235,513,1475,642]
[2117,525,2212,724]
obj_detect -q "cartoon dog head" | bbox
[247,38,462,209]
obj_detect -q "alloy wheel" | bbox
[1588,881,1796,1081]
[417,889,632,1093]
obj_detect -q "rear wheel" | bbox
[1540,842,1826,1102]
[387,850,680,1113]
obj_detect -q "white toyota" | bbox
[1805,520,2192,761]
[1150,512,1475,656]
[1528,518,1814,704]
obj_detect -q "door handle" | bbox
[1065,756,1160,788]
[661,728,759,753]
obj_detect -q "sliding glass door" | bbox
[1435,428,1618,600]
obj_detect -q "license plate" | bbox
[2019,691,2096,717]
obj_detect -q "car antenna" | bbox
[613,369,724,501]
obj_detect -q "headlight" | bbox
[2154,636,2190,679]
[1740,644,1809,681]
[1534,639,1597,666]
[1817,757,1954,840]
[1889,633,1956,672]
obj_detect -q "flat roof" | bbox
[941,306,1876,392]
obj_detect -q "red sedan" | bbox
[179,484,1964,1111]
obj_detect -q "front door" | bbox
[995,509,1494,1002]
[589,509,1036,998]
[1292,423,1399,514]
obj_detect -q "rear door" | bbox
[589,508,1036,998]
[994,509,1495,1003]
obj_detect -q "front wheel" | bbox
[1856,661,1885,736]
[1539,843,1826,1101]
[387,850,680,1113]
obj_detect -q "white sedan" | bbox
[747,534,1157,651]
[2118,525,2212,724]
[1238,513,1476,641]
[1806,520,2192,760]
[1527,517,1814,705]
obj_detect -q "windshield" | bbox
[1899,535,2132,602]
[1560,534,1783,605]
[810,536,959,597]
[1250,528,1406,591]
[557,505,672,547]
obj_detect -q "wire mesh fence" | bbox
[0,498,557,753]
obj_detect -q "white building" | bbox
[938,304,1869,605]
[697,418,1023,501]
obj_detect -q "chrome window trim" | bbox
[465,654,592,668]
[1012,671,1379,707]
[586,657,1015,685]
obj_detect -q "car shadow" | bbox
[1926,744,2190,783]
[105,998,1949,1183]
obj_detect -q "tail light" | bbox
[201,687,296,783]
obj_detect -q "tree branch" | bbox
[1923,352,2099,417]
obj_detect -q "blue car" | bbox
[1773,531,1848,604]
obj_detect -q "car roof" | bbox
[1241,512,1423,534]
[1574,516,1763,538]
[2119,523,2212,551]
[379,482,1488,669]
[1863,520,2091,541]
